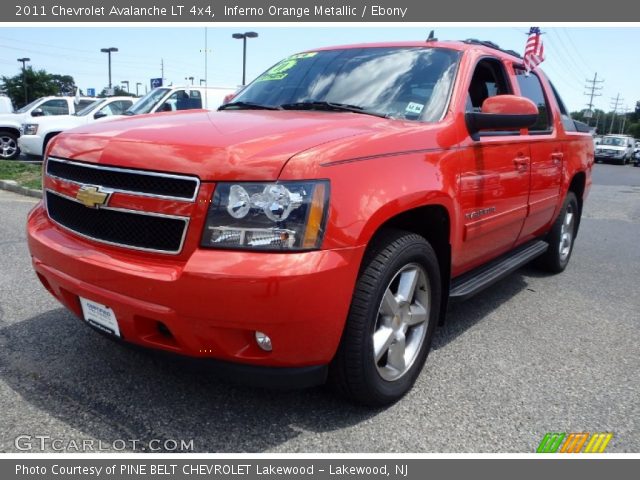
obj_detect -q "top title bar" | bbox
[3,0,640,22]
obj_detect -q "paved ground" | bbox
[0,163,638,453]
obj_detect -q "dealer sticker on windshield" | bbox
[405,102,424,115]
[79,297,121,337]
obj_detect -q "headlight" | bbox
[23,124,39,135]
[201,181,330,250]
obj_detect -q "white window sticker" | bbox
[406,102,424,115]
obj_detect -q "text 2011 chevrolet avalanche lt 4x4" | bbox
[27,40,593,405]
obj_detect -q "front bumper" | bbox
[18,134,43,156]
[28,202,364,377]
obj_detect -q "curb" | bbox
[0,179,42,199]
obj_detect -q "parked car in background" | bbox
[0,96,94,159]
[0,96,13,114]
[116,85,236,119]
[594,135,635,165]
[633,145,640,167]
[18,96,137,157]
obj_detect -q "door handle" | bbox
[551,152,564,165]
[513,156,530,172]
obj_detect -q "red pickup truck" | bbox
[27,40,593,405]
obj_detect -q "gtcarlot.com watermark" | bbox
[14,435,194,452]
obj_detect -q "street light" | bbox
[136,82,142,96]
[100,47,118,91]
[121,80,129,93]
[185,76,194,85]
[199,79,206,86]
[232,31,258,86]
[17,57,30,105]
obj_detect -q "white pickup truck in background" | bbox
[118,85,236,118]
[0,96,94,159]
[19,96,137,157]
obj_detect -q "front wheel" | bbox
[330,230,441,406]
[0,131,19,159]
[536,192,579,273]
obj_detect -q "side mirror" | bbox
[466,95,538,140]
[93,111,108,120]
[31,108,44,117]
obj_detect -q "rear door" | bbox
[513,67,563,240]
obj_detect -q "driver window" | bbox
[39,99,69,116]
[466,58,511,112]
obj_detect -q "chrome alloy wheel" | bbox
[0,135,17,159]
[373,263,430,381]
[559,203,575,262]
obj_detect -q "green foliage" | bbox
[0,67,77,108]
[571,105,639,138]
[0,160,42,190]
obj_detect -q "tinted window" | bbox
[549,82,576,132]
[77,99,95,109]
[234,47,461,122]
[39,99,69,116]
[515,69,551,132]
[159,90,203,112]
[466,58,512,112]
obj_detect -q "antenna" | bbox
[426,30,437,42]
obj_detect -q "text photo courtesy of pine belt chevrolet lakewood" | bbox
[27,40,593,406]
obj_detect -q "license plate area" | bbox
[79,297,121,337]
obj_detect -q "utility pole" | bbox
[608,94,623,134]
[17,57,30,105]
[583,72,603,125]
[620,106,630,134]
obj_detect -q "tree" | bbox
[98,86,136,98]
[0,67,77,108]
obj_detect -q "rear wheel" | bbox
[330,230,441,406]
[0,131,19,159]
[536,192,579,273]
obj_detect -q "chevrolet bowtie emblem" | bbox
[75,186,110,208]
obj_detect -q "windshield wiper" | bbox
[218,101,282,111]
[279,101,389,118]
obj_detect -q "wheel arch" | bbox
[359,202,453,325]
[568,171,586,236]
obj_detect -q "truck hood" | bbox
[50,110,397,181]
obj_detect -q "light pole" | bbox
[100,47,118,91]
[121,80,129,93]
[185,76,194,85]
[136,82,142,96]
[232,32,258,85]
[17,57,30,105]
[200,79,206,86]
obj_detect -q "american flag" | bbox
[524,27,545,73]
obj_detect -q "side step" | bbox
[449,240,549,302]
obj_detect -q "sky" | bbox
[0,26,638,113]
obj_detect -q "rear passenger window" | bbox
[514,69,552,133]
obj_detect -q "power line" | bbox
[559,28,594,77]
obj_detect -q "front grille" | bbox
[47,158,199,200]
[46,191,188,253]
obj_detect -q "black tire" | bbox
[0,130,19,160]
[42,132,60,158]
[330,229,441,406]
[536,192,579,273]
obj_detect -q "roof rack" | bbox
[463,39,522,59]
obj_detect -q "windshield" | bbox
[74,99,106,116]
[231,47,461,122]
[602,137,626,146]
[125,88,170,115]
[15,98,42,114]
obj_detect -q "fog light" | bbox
[255,331,272,352]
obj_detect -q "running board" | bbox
[449,240,549,302]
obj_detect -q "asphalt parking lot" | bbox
[0,163,638,453]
